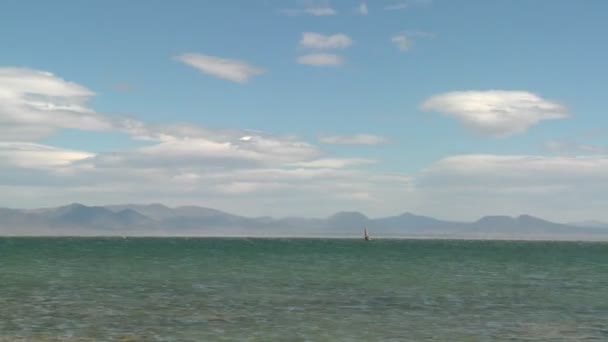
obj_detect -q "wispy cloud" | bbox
[297,53,343,66]
[391,31,434,52]
[290,158,377,168]
[422,90,569,137]
[0,67,112,141]
[299,32,353,49]
[0,65,416,217]
[0,142,94,169]
[544,140,608,155]
[357,2,368,15]
[112,82,134,92]
[416,153,608,221]
[174,53,265,83]
[281,0,336,16]
[305,7,336,15]
[297,33,352,67]
[385,2,408,10]
[281,7,336,16]
[391,33,413,51]
[423,154,608,189]
[319,134,388,145]
[4,66,608,222]
[385,0,432,11]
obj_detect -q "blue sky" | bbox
[1,0,607,222]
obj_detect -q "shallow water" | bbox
[1,238,608,341]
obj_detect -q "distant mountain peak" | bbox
[516,214,545,222]
[476,215,515,223]
[143,203,170,209]
[62,203,87,209]
[115,209,154,224]
[329,211,368,219]
[116,208,147,217]
[398,212,435,219]
[1,203,607,240]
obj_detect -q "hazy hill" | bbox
[569,220,608,229]
[1,203,607,240]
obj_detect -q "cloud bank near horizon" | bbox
[0,67,601,222]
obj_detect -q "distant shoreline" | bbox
[2,234,608,242]
[3,203,608,241]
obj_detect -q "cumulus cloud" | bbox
[299,32,353,49]
[421,90,569,137]
[0,67,113,140]
[174,53,265,83]
[297,53,343,66]
[18,66,608,221]
[0,66,414,217]
[319,134,388,145]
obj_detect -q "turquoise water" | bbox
[1,238,608,341]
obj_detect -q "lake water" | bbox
[1,238,607,341]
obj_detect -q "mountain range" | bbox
[1,203,607,240]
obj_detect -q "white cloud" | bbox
[0,66,414,218]
[385,2,408,10]
[544,140,608,155]
[385,0,432,10]
[0,67,113,140]
[14,67,608,222]
[299,32,353,49]
[304,7,336,15]
[391,31,433,52]
[289,158,376,168]
[281,0,337,16]
[216,182,270,194]
[415,153,608,221]
[281,7,336,16]
[421,90,569,137]
[0,142,93,169]
[357,2,368,15]
[9,146,608,221]
[0,156,413,217]
[297,33,352,67]
[174,53,265,83]
[391,33,413,51]
[297,53,343,66]
[423,154,608,184]
[319,134,388,145]
[89,130,323,170]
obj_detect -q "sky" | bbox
[0,0,607,222]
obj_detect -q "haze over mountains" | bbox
[1,203,607,240]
